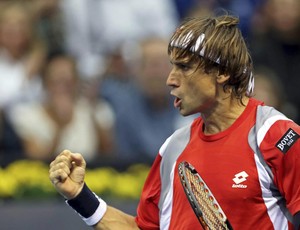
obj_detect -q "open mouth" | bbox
[174,97,182,108]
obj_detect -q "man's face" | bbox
[166,52,218,116]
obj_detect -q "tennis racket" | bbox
[178,161,233,230]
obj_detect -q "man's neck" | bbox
[201,97,249,135]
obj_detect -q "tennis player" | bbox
[49,13,300,229]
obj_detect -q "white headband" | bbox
[170,32,220,63]
[170,32,254,95]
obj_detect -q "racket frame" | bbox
[178,161,233,230]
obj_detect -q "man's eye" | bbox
[178,64,190,71]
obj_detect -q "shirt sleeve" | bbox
[260,120,300,216]
[135,154,162,230]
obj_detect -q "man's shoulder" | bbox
[158,121,195,158]
[255,104,300,147]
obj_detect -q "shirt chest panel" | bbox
[169,131,270,228]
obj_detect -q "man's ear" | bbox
[216,74,230,84]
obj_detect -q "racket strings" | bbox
[186,169,229,230]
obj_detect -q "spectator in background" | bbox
[249,0,300,123]
[30,0,66,57]
[8,54,116,164]
[59,0,179,80]
[0,1,47,110]
[99,46,136,118]
[253,66,298,120]
[100,38,197,164]
[172,0,262,38]
[0,109,24,167]
[0,0,66,57]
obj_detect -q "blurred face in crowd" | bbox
[0,4,32,58]
[137,39,172,100]
[44,56,79,98]
[266,0,300,33]
[254,72,283,109]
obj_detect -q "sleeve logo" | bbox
[276,128,299,153]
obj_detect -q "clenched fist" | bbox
[49,150,86,200]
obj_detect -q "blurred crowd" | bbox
[0,0,299,169]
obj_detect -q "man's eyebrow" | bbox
[170,58,191,65]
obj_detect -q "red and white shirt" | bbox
[135,98,300,230]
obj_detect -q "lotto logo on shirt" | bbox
[232,171,248,188]
[276,128,299,154]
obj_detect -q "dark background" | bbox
[0,199,138,230]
